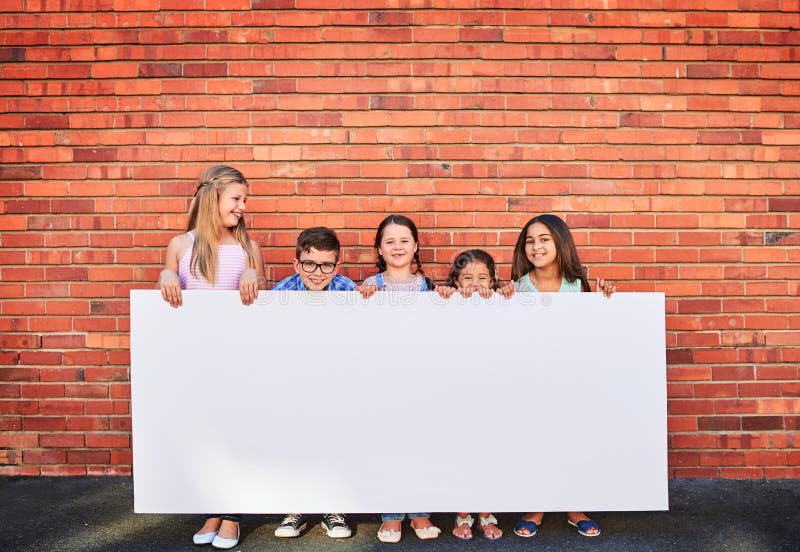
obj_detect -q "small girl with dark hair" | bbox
[509,213,613,539]
[437,248,513,301]
[358,214,441,543]
[436,248,510,541]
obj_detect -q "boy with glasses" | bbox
[273,226,357,293]
[271,227,354,538]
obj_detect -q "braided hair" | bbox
[185,165,257,284]
[373,214,430,282]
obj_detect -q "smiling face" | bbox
[217,183,247,229]
[456,261,494,290]
[525,221,558,269]
[293,247,338,291]
[377,223,418,271]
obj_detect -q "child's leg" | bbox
[408,512,434,529]
[217,514,241,539]
[196,515,221,536]
[408,513,440,540]
[453,512,474,539]
[380,513,404,531]
[378,513,404,542]
[478,512,502,540]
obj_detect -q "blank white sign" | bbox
[130,290,667,513]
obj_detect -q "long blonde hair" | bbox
[186,165,257,285]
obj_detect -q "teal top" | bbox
[515,272,582,293]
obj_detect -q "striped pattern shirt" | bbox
[178,233,248,291]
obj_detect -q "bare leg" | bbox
[195,517,221,536]
[217,519,239,539]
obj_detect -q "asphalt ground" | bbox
[2,477,799,551]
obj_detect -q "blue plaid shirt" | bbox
[272,273,357,291]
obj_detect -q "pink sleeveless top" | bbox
[178,232,248,291]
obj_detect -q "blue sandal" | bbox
[568,518,601,537]
[513,519,538,537]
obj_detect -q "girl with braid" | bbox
[357,214,441,543]
[359,214,435,294]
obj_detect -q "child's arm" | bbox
[476,286,493,299]
[356,284,378,298]
[239,245,267,305]
[158,234,187,308]
[497,282,516,299]
[595,277,616,298]
[435,284,456,298]
[356,275,379,298]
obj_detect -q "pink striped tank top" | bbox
[178,232,248,291]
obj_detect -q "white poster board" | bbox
[130,290,667,513]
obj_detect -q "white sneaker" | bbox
[275,514,307,538]
[321,513,352,538]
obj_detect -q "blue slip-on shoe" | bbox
[513,519,538,537]
[568,518,601,537]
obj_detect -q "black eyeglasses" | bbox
[298,260,337,274]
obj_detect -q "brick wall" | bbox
[1,1,798,478]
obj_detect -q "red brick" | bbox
[671,434,716,449]
[743,451,787,466]
[695,384,738,398]
[1,3,798,479]
[0,466,40,476]
[674,467,720,478]
[741,416,784,431]
[720,468,766,479]
[765,467,800,479]
[40,434,84,448]
[712,366,754,381]
[700,451,743,467]
[86,434,129,448]
[669,400,714,415]
[21,415,66,431]
[110,449,133,465]
[698,416,741,431]
[67,450,110,465]
[23,448,67,464]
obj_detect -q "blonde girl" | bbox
[158,165,266,549]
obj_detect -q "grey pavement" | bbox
[2,477,799,551]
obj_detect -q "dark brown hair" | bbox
[295,226,341,262]
[446,249,499,290]
[511,214,589,291]
[373,214,426,277]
